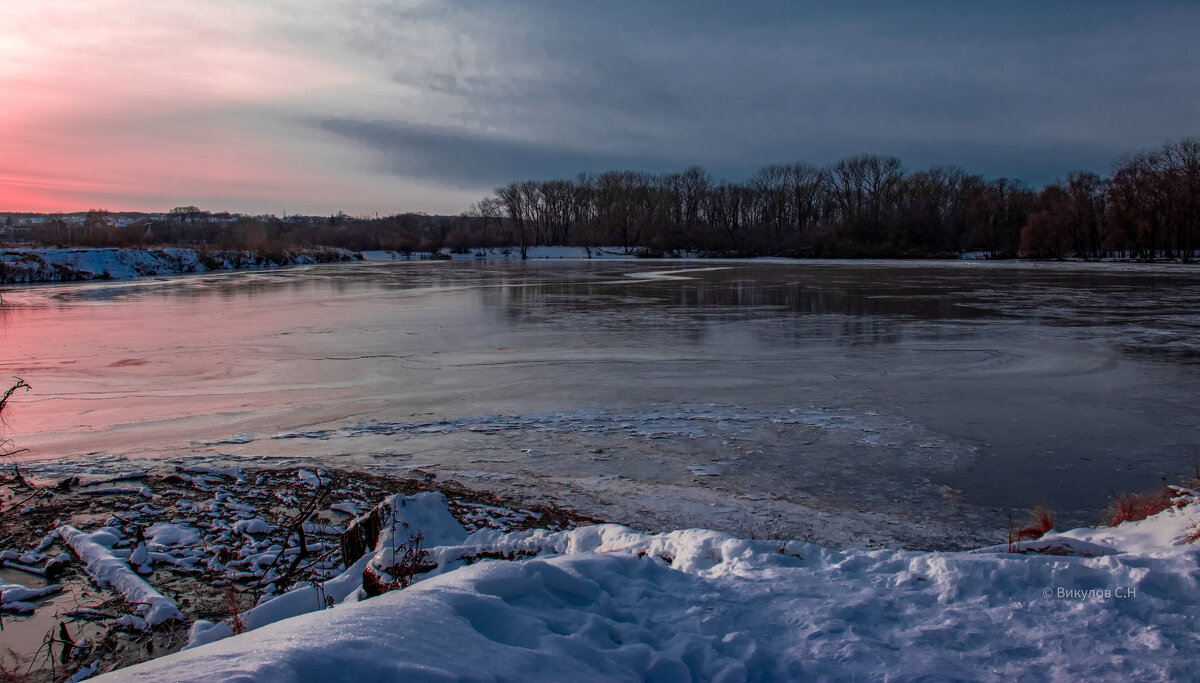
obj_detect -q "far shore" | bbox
[0,246,360,286]
[4,244,1199,288]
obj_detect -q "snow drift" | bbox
[97,489,1200,681]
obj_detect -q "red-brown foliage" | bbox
[1016,507,1055,541]
[1105,488,1175,526]
[225,582,246,635]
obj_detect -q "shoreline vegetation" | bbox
[3,138,1199,268]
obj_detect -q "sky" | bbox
[2,1,1198,216]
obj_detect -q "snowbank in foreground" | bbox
[0,247,358,284]
[99,489,1200,681]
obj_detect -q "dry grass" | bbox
[225,582,246,636]
[1105,488,1176,526]
[1016,507,1055,541]
[362,530,435,597]
[1007,507,1056,553]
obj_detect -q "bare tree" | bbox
[1065,171,1107,258]
[495,182,534,259]
[1,378,30,459]
[679,166,712,250]
[1021,184,1073,258]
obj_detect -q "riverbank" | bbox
[0,463,598,681]
[3,461,1197,681]
[0,247,360,285]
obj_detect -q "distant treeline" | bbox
[478,138,1200,260]
[9,208,469,258]
[6,138,1197,260]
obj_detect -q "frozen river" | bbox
[3,258,1199,548]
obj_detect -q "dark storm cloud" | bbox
[322,1,1200,189]
[318,119,685,188]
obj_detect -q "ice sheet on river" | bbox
[267,404,970,464]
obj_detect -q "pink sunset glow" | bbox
[0,1,479,215]
[3,2,1198,216]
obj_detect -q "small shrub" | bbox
[196,249,223,271]
[1017,507,1055,541]
[225,581,246,635]
[1008,506,1055,551]
[1105,488,1175,526]
[387,531,430,589]
[362,530,435,596]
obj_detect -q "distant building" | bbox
[0,223,32,242]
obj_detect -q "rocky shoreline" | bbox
[0,464,596,681]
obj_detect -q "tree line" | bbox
[15,209,468,258]
[476,138,1200,260]
[1021,139,1200,259]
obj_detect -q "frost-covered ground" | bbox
[97,487,1200,682]
[0,247,358,283]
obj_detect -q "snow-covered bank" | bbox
[100,488,1200,681]
[0,247,359,284]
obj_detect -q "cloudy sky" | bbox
[2,1,1197,215]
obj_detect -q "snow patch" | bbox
[57,525,183,625]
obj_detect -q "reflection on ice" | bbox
[3,259,1200,547]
